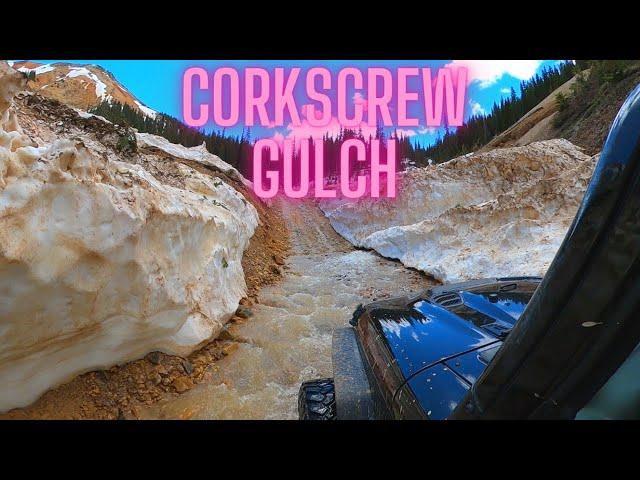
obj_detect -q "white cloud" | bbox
[500,87,512,94]
[469,100,485,116]
[418,126,438,135]
[395,128,417,138]
[446,60,544,88]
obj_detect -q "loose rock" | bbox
[171,377,194,394]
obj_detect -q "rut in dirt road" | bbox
[140,199,434,419]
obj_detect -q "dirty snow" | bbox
[72,107,112,123]
[320,140,596,283]
[0,61,259,412]
[136,133,247,184]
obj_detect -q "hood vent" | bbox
[432,292,463,308]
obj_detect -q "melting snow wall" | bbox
[0,63,258,412]
[320,140,596,283]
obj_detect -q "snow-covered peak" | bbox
[9,61,158,119]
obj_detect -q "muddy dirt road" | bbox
[140,200,433,419]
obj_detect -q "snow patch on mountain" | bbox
[17,63,56,75]
[66,66,109,100]
[134,100,157,119]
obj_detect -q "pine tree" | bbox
[415,60,576,164]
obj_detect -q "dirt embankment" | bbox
[0,93,289,420]
[480,74,584,152]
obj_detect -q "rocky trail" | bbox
[139,199,433,419]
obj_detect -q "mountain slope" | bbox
[10,61,157,117]
[480,62,640,155]
[479,73,584,151]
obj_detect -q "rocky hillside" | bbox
[555,62,640,155]
[481,62,640,156]
[0,61,287,416]
[479,73,584,151]
[321,140,596,283]
[10,61,157,117]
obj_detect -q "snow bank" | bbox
[136,133,247,185]
[0,62,259,412]
[320,140,595,283]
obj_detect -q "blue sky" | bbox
[30,60,567,146]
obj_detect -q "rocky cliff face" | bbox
[0,62,258,412]
[320,140,596,283]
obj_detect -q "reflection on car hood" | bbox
[370,301,496,379]
[361,278,540,419]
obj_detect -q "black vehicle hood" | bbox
[361,278,540,418]
[368,286,534,380]
[370,300,497,379]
